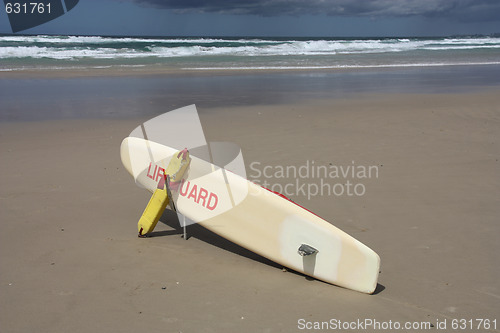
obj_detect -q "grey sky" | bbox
[0,0,499,36]
[130,0,500,21]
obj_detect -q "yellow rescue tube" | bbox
[166,148,191,189]
[137,148,191,236]
[138,187,169,236]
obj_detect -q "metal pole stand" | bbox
[182,215,188,240]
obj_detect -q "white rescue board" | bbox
[121,136,380,293]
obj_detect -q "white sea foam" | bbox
[0,35,281,45]
[0,46,148,59]
[1,35,499,69]
[184,62,500,71]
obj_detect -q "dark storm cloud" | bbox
[130,0,500,21]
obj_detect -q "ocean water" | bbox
[1,34,500,71]
[2,35,500,121]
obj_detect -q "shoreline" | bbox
[2,88,500,123]
[2,64,500,122]
[1,62,500,79]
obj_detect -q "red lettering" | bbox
[157,173,166,189]
[197,188,208,206]
[152,165,158,181]
[179,180,189,196]
[187,184,198,201]
[156,166,165,182]
[178,181,218,210]
[146,163,154,179]
[206,193,218,210]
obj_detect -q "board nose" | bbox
[120,137,134,177]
